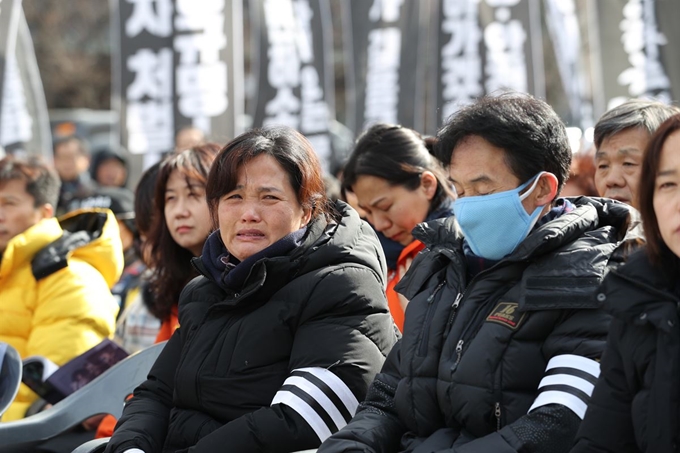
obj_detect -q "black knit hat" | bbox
[69,186,136,234]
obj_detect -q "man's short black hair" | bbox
[435,92,572,194]
[0,156,61,208]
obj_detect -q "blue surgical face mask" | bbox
[453,172,545,260]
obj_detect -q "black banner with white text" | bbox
[249,0,336,173]
[111,0,243,158]
[342,0,427,135]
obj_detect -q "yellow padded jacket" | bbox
[0,208,123,420]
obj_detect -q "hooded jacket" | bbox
[572,250,680,453]
[0,209,123,420]
[319,197,642,453]
[105,201,398,453]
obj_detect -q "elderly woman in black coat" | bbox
[572,114,680,453]
[105,126,398,453]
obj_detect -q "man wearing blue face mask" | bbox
[318,93,644,453]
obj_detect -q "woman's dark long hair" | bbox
[638,113,680,279]
[132,161,161,263]
[341,123,455,214]
[147,143,220,321]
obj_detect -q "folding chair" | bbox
[0,342,22,421]
[0,341,166,452]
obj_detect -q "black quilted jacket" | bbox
[105,202,399,453]
[572,250,680,453]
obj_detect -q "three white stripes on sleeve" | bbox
[529,354,601,419]
[271,367,359,442]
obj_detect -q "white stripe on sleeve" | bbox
[271,390,333,442]
[296,367,359,415]
[536,374,595,396]
[545,354,601,378]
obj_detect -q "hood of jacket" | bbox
[398,196,643,302]
[22,208,124,287]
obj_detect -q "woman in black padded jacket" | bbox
[105,126,398,453]
[572,114,680,452]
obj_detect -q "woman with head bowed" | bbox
[104,126,398,453]
[341,123,455,331]
[572,114,680,453]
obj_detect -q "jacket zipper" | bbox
[417,281,445,356]
[495,402,502,431]
[449,259,528,370]
[454,339,464,365]
[444,292,463,337]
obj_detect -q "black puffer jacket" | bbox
[572,250,680,453]
[319,197,642,453]
[105,202,399,453]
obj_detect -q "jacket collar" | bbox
[0,218,62,279]
[200,227,308,292]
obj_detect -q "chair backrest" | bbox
[0,342,22,420]
[0,341,166,451]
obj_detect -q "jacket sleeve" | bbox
[5,262,119,420]
[317,340,405,453]
[435,308,610,453]
[105,330,182,453]
[570,320,638,453]
[184,265,397,453]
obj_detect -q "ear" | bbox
[39,203,54,220]
[300,206,312,228]
[420,171,438,202]
[532,173,558,207]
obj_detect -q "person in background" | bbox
[94,163,163,441]
[562,146,598,197]
[319,93,643,453]
[112,162,162,353]
[68,186,141,313]
[340,123,455,332]
[572,114,680,453]
[146,143,220,342]
[53,136,96,216]
[90,148,129,188]
[594,98,680,207]
[174,126,206,153]
[104,126,397,453]
[0,156,122,421]
[323,173,342,203]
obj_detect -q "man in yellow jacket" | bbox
[0,156,123,421]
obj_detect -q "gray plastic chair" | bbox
[72,438,318,453]
[0,341,166,452]
[0,342,22,421]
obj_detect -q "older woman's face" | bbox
[654,130,680,258]
[218,154,311,262]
